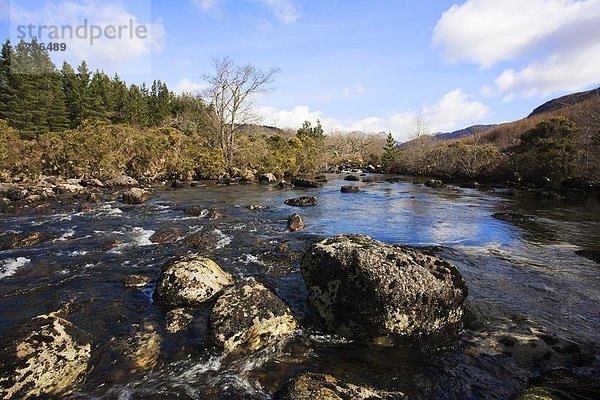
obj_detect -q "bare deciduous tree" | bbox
[203,57,279,168]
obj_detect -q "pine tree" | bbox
[382,132,397,172]
[148,80,172,126]
[111,74,128,124]
[88,71,112,122]
[61,62,79,127]
[0,40,16,124]
[9,39,68,137]
[123,84,149,126]
[75,60,93,125]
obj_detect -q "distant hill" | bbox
[434,124,497,140]
[529,87,600,117]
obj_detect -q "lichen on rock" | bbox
[274,372,406,400]
[300,234,468,338]
[154,255,234,306]
[0,314,91,399]
[210,280,297,352]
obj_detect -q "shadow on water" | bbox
[1,174,599,399]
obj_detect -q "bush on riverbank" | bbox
[388,116,594,187]
[1,121,225,181]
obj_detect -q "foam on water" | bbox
[0,257,31,279]
[110,227,156,253]
[213,229,232,249]
[238,254,266,266]
[57,227,77,241]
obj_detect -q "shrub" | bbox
[512,117,579,185]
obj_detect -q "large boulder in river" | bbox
[300,234,468,338]
[275,372,406,400]
[0,315,91,399]
[285,196,317,207]
[210,280,297,352]
[153,255,234,306]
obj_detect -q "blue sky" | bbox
[1,0,599,140]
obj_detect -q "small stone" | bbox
[341,185,361,193]
[285,196,317,207]
[122,188,151,204]
[105,175,139,188]
[287,213,305,231]
[122,275,151,288]
[425,179,444,188]
[259,173,277,184]
[291,178,322,188]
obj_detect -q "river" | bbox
[1,174,599,399]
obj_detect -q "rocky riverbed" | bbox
[0,174,599,399]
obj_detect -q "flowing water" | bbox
[1,175,599,399]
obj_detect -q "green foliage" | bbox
[236,130,325,177]
[514,116,579,184]
[36,122,224,180]
[297,120,324,140]
[0,119,21,174]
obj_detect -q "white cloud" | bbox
[422,89,490,132]
[9,1,164,74]
[256,0,302,24]
[173,78,207,95]
[433,0,599,68]
[258,89,490,141]
[493,42,600,98]
[434,0,600,98]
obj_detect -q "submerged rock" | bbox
[287,213,305,231]
[285,196,317,207]
[344,175,360,182]
[122,188,151,204]
[341,185,361,193]
[510,369,600,400]
[150,227,183,244]
[0,315,91,399]
[492,213,534,224]
[210,280,297,352]
[122,274,151,288]
[0,231,46,250]
[165,308,194,334]
[291,178,322,188]
[575,250,600,264]
[275,372,406,400]
[154,255,234,306]
[109,323,162,373]
[300,234,468,338]
[465,329,594,372]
